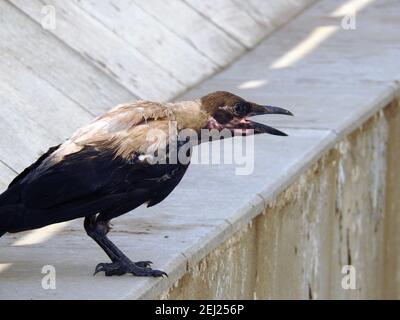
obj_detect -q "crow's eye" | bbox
[213,109,233,124]
[233,102,250,116]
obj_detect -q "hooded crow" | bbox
[0,91,292,277]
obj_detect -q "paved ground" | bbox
[1,0,400,299]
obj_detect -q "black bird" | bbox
[0,91,292,277]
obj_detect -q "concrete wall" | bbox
[0,0,315,188]
[7,0,316,102]
[159,101,400,299]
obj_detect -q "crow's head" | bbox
[200,91,293,136]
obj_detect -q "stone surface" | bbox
[0,1,135,116]
[8,0,313,101]
[1,0,400,299]
[161,109,400,299]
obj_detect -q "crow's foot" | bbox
[94,260,167,277]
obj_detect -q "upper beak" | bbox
[241,103,293,136]
[248,104,294,117]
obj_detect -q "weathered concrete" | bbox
[160,105,400,299]
[9,0,315,101]
[382,100,400,299]
[1,0,400,299]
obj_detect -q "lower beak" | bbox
[232,119,288,136]
[246,120,288,136]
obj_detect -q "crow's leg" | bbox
[84,215,167,277]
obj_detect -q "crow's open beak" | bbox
[235,103,293,136]
[226,103,293,136]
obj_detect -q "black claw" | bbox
[158,271,168,278]
[93,263,106,275]
[94,262,126,276]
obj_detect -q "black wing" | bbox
[1,145,189,232]
[146,164,189,207]
[20,146,188,212]
[8,144,61,188]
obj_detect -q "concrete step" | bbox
[1,0,399,299]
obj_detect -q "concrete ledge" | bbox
[159,104,400,299]
[1,0,400,299]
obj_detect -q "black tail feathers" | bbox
[0,204,25,234]
[0,184,21,207]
